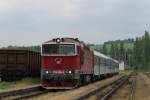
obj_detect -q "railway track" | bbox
[6,90,48,100]
[0,84,47,100]
[0,74,134,100]
[100,76,129,100]
[128,73,136,100]
[0,84,67,100]
[75,73,136,100]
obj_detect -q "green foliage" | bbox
[120,41,125,61]
[0,82,12,89]
[87,44,103,52]
[19,78,41,84]
[2,45,41,52]
[88,39,134,67]
[134,31,150,71]
[88,40,134,53]
[102,43,108,55]
[0,78,41,90]
[110,43,115,58]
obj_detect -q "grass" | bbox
[0,82,12,89]
[0,78,41,90]
[18,78,41,84]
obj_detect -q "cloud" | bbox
[0,0,150,46]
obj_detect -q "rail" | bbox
[11,90,48,100]
[100,76,128,100]
[129,74,136,100]
[0,84,42,99]
[74,75,128,100]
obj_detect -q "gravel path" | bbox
[134,73,150,100]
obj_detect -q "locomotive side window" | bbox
[42,44,76,55]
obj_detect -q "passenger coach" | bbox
[41,38,119,89]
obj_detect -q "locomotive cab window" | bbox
[42,44,76,55]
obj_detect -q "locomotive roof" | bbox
[43,38,88,47]
[44,38,80,43]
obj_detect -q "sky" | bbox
[0,0,150,47]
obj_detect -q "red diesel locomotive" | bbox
[41,38,119,89]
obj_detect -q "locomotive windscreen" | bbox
[42,44,76,55]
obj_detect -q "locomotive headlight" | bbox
[69,71,72,74]
[64,70,72,74]
[45,71,49,74]
[56,38,61,43]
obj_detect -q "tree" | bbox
[102,43,108,55]
[119,41,125,61]
[110,43,115,58]
[114,43,119,60]
[143,31,150,70]
[133,31,150,71]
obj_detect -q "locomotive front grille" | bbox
[53,74,73,81]
[41,69,80,81]
[43,74,74,81]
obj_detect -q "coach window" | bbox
[99,58,101,66]
[97,57,99,65]
[104,59,106,66]
[106,60,109,67]
[101,58,104,66]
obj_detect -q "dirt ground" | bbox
[109,72,150,100]
[83,72,150,100]
[134,73,150,100]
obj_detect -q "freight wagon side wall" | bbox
[0,51,28,73]
[28,51,41,77]
[0,50,28,81]
[0,50,41,81]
